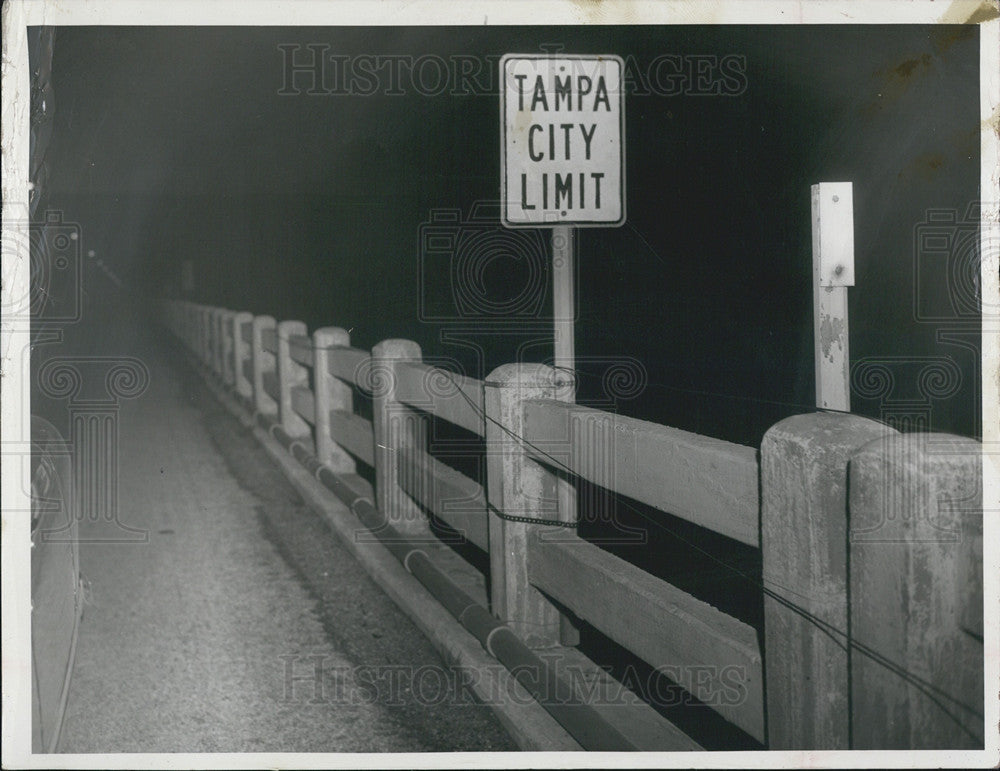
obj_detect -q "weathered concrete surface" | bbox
[849,432,984,749]
[57,337,515,753]
[760,411,895,750]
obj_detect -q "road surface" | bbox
[50,313,515,753]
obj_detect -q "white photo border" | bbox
[2,1,997,768]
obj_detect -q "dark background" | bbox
[38,25,981,446]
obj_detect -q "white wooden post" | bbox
[552,224,580,645]
[313,327,355,473]
[232,311,253,399]
[484,362,574,648]
[276,320,311,438]
[251,315,277,417]
[371,339,429,537]
[812,182,855,411]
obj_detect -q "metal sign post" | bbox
[552,224,575,378]
[551,224,577,643]
[501,54,625,644]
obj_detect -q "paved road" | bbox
[54,316,515,753]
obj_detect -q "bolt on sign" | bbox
[500,55,626,228]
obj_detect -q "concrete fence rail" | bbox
[161,299,984,752]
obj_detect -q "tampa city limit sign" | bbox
[500,55,626,228]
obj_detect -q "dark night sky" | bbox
[39,24,982,445]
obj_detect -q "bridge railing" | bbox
[494,378,766,739]
[161,299,984,752]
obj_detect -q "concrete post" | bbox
[193,304,202,359]
[371,339,429,537]
[198,306,210,368]
[232,311,254,399]
[189,303,199,357]
[849,433,983,749]
[251,315,277,417]
[276,319,311,438]
[188,303,197,357]
[219,309,235,386]
[314,327,355,472]
[203,306,214,371]
[761,411,893,749]
[185,303,196,355]
[484,362,574,648]
[212,308,226,380]
[204,306,212,368]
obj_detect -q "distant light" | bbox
[87,250,96,258]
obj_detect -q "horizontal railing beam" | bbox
[327,346,372,390]
[521,400,759,547]
[528,532,764,741]
[394,361,485,437]
[288,333,314,367]
[262,370,279,402]
[548,646,704,751]
[396,447,489,551]
[291,384,315,425]
[261,327,277,354]
[327,408,374,467]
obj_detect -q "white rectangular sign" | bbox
[500,54,626,228]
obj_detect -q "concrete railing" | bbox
[162,299,984,751]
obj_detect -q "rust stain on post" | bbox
[819,312,846,361]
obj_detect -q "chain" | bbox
[486,502,577,528]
